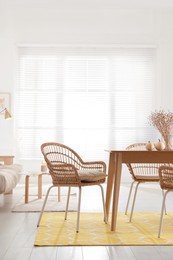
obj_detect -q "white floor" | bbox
[0,181,173,260]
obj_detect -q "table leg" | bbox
[58,186,60,202]
[4,190,13,195]
[105,152,116,222]
[25,175,29,204]
[38,174,42,199]
[111,152,122,231]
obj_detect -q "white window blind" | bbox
[15,46,156,161]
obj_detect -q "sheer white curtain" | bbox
[15,46,156,161]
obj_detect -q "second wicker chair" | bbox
[158,165,173,238]
[125,143,162,221]
[37,142,107,232]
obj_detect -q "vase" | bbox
[163,134,173,150]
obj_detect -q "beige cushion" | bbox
[77,169,106,182]
[135,175,159,181]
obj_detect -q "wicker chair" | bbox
[158,165,173,238]
[37,142,107,232]
[125,143,162,222]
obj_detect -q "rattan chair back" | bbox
[126,143,160,181]
[159,165,173,190]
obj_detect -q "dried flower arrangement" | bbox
[149,110,173,150]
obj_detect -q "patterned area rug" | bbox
[12,194,77,212]
[35,212,173,246]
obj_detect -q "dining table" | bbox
[105,149,173,231]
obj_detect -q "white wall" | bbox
[0,2,173,180]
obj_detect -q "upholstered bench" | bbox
[0,164,22,194]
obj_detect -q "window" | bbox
[15,46,156,161]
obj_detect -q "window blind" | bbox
[15,46,156,161]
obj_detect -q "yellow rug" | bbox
[34,212,173,246]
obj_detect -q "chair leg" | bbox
[65,187,71,220]
[158,190,169,238]
[37,185,54,227]
[98,184,107,224]
[129,182,140,222]
[76,186,82,233]
[125,181,135,215]
[162,190,167,215]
